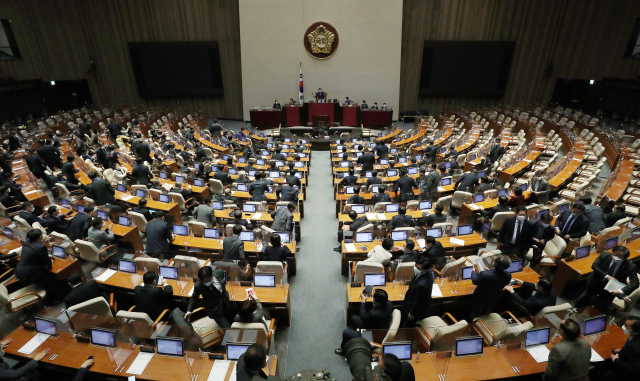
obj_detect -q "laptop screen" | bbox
[441,147,447,153]
[228,168,237,175]
[275,232,290,243]
[295,161,304,168]
[519,183,528,191]
[226,344,251,360]
[136,189,146,198]
[175,175,184,183]
[52,245,66,259]
[455,336,484,357]
[632,227,640,240]
[477,171,485,178]
[159,194,170,203]
[117,184,126,192]
[391,230,408,241]
[194,179,204,187]
[408,167,418,175]
[90,328,116,347]
[506,259,524,274]
[237,184,248,192]
[383,342,412,360]
[398,157,406,163]
[61,199,70,207]
[269,171,280,178]
[97,210,108,220]
[385,203,399,213]
[4,227,13,239]
[118,216,131,226]
[441,177,452,186]
[462,266,473,280]
[387,169,398,177]
[35,317,56,336]
[364,273,386,286]
[575,245,590,259]
[340,161,349,168]
[584,315,607,336]
[213,201,223,210]
[239,231,254,242]
[159,266,178,280]
[160,172,168,179]
[444,162,451,169]
[351,205,365,214]
[469,154,477,161]
[77,205,85,213]
[538,209,548,218]
[525,328,550,347]
[157,337,184,357]
[173,225,188,236]
[119,260,136,273]
[426,228,442,238]
[605,237,618,250]
[345,187,355,194]
[371,185,380,193]
[355,232,373,243]
[204,228,220,239]
[473,194,485,203]
[380,159,388,165]
[243,204,257,213]
[254,273,275,287]
[419,201,432,210]
[497,189,509,197]
[457,224,473,236]
[559,203,570,212]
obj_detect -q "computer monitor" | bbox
[632,227,640,240]
[222,155,229,161]
[295,172,303,179]
[506,259,524,274]
[461,266,473,280]
[275,161,285,167]
[194,163,200,169]
[239,231,254,242]
[256,159,265,166]
[575,245,591,259]
[237,184,248,192]
[525,327,550,347]
[519,183,528,191]
[363,171,372,179]
[175,175,184,184]
[559,203,570,212]
[77,205,85,213]
[604,236,618,250]
[383,342,412,360]
[117,184,126,192]
[350,205,365,214]
[441,177,452,186]
[478,171,486,178]
[455,336,484,357]
[497,189,509,197]
[387,169,398,177]
[537,209,548,218]
[419,201,432,210]
[371,185,380,193]
[61,198,70,207]
[355,232,373,243]
[441,147,447,153]
[468,153,477,161]
[97,210,108,221]
[226,344,251,360]
[212,201,223,210]
[385,203,399,213]
[345,186,355,194]
[473,194,485,203]
[228,168,237,175]
[267,143,273,148]
[239,157,247,164]
[35,316,57,336]
[248,170,256,177]
[380,159,389,165]
[52,245,66,259]
[204,228,220,239]
[390,148,398,154]
[90,327,116,347]
[4,227,13,239]
[408,167,418,175]
[170,225,187,237]
[295,161,304,168]
[156,337,184,357]
[391,230,408,241]
[269,171,280,178]
[340,161,349,168]
[364,273,386,287]
[243,204,257,213]
[135,189,146,198]
[584,315,607,336]
[457,224,473,236]
[194,179,204,187]
[159,194,170,203]
[254,273,276,287]
[426,228,442,238]
[159,266,178,280]
[398,157,407,163]
[119,259,136,273]
[275,232,290,243]
[160,172,168,179]
[444,162,451,169]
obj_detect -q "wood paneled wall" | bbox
[0,0,243,119]
[400,0,640,114]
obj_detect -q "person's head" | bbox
[288,202,296,211]
[571,203,585,215]
[494,255,511,271]
[47,206,58,216]
[425,236,436,247]
[243,343,267,372]
[623,316,640,336]
[559,319,581,341]
[415,257,432,272]
[615,204,626,213]
[378,185,386,194]
[197,266,214,284]
[579,197,592,205]
[480,176,489,184]
[88,171,98,180]
[270,234,282,247]
[612,246,630,260]
[378,354,402,381]
[232,224,243,236]
[372,289,389,307]
[22,201,34,212]
[540,213,553,224]
[274,100,278,103]
[66,155,75,162]
[318,88,322,91]
[498,195,508,205]
[136,158,144,165]
[67,272,83,287]
[535,277,552,294]
[353,187,360,195]
[429,162,436,171]
[289,98,293,102]
[217,164,225,171]
[348,169,355,176]
[435,204,444,214]
[154,210,166,220]
[348,210,358,220]
[143,271,157,286]
[398,206,406,215]
[0,185,10,195]
[513,187,523,196]
[535,170,544,179]
[239,298,257,317]
[381,238,394,251]
[400,169,407,177]
[515,206,527,220]
[26,228,42,243]
[224,187,232,196]
[425,216,435,228]
[371,170,378,178]
[91,217,103,229]
[449,144,455,151]
[362,100,366,103]
[175,181,183,189]
[403,239,415,252]
[233,209,243,220]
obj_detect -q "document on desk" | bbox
[126,352,154,375]
[377,213,386,220]
[526,345,550,363]
[344,243,357,252]
[416,238,425,248]
[604,278,626,293]
[590,347,604,362]
[120,194,134,201]
[228,362,238,381]
[365,213,378,221]
[437,187,445,192]
[449,237,465,246]
[252,213,263,219]
[18,333,49,354]
[208,360,232,381]
[95,269,117,282]
[468,204,480,210]
[188,286,194,296]
[431,284,443,297]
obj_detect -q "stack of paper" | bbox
[526,345,550,363]
[450,237,465,246]
[377,213,386,220]
[228,362,238,381]
[590,347,604,362]
[121,195,134,201]
[431,284,443,297]
[468,204,480,210]
[604,278,626,293]
[344,243,357,252]
[252,213,263,219]
[18,333,49,354]
[95,269,117,282]
[126,352,154,375]
[365,213,378,220]
[416,238,425,248]
[208,360,232,381]
[437,186,445,192]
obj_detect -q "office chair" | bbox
[0,283,46,314]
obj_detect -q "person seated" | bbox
[336,289,393,355]
[505,277,557,317]
[66,205,93,241]
[213,164,232,185]
[506,187,525,207]
[0,342,52,381]
[370,102,379,110]
[216,187,238,204]
[171,181,193,201]
[0,185,18,208]
[261,234,292,262]
[604,203,626,228]
[276,179,299,202]
[233,209,253,231]
[289,98,295,105]
[476,176,493,193]
[432,204,447,223]
[363,238,394,265]
[554,203,589,242]
[44,206,68,234]
[486,195,511,219]
[236,343,282,381]
[272,100,281,109]
[134,271,174,321]
[423,236,445,258]
[336,211,369,251]
[372,185,391,203]
[445,145,459,160]
[88,217,115,255]
[234,296,267,328]
[223,225,245,261]
[340,169,358,187]
[347,187,365,204]
[18,201,47,227]
[375,353,415,381]
[132,198,154,222]
[388,206,415,229]
[64,271,108,309]
[391,240,420,269]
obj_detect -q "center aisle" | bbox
[284,151,351,380]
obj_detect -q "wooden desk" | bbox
[549,154,584,191]
[604,159,633,202]
[0,238,85,281]
[498,148,543,183]
[115,191,183,224]
[458,192,532,223]
[374,129,403,143]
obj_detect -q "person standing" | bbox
[470,255,512,319]
[419,163,440,201]
[542,319,591,381]
[184,266,234,328]
[402,257,434,327]
[145,211,174,259]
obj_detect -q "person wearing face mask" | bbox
[423,236,445,259]
[528,213,556,265]
[184,266,234,328]
[419,163,440,201]
[401,257,434,327]
[504,277,556,316]
[575,246,639,311]
[530,170,550,204]
[554,203,590,242]
[390,240,420,270]
[498,206,534,258]
[0,339,52,380]
[605,316,640,378]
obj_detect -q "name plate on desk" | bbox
[468,204,480,210]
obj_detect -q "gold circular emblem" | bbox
[304,22,339,59]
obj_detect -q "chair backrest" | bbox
[436,195,452,213]
[14,215,32,229]
[32,222,47,236]
[135,257,162,274]
[490,212,514,231]
[432,222,452,235]
[209,179,224,194]
[260,225,275,240]
[188,221,207,236]
[74,240,102,263]
[372,202,390,212]
[230,322,269,349]
[394,262,415,282]
[225,224,247,237]
[535,303,572,318]
[613,217,631,227]
[595,226,622,249]
[55,183,71,197]
[419,319,469,350]
[128,211,148,233]
[354,262,384,282]
[451,191,473,208]
[543,235,567,257]
[440,257,467,278]
[173,255,201,278]
[169,192,187,210]
[256,261,285,284]
[382,309,402,343]
[116,310,155,339]
[68,296,115,321]
[356,223,374,233]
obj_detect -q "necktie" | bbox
[562,216,575,234]
[607,261,619,277]
[512,221,520,244]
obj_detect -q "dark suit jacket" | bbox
[45,215,67,234]
[423,145,437,161]
[360,300,394,329]
[605,211,626,228]
[66,212,92,241]
[555,210,589,239]
[402,270,434,320]
[529,220,556,242]
[26,154,46,175]
[489,144,505,161]
[510,281,557,316]
[498,217,534,248]
[424,242,445,258]
[18,210,46,227]
[375,145,389,160]
[613,337,640,377]
[61,161,79,184]
[135,143,152,161]
[358,153,376,171]
[36,144,61,166]
[214,170,232,185]
[455,173,480,192]
[64,280,107,309]
[78,122,93,137]
[188,279,231,322]
[347,195,365,204]
[349,216,369,231]
[236,353,272,381]
[134,284,174,321]
[366,177,383,187]
[262,245,292,262]
[471,269,511,309]
[588,252,639,296]
[389,214,415,229]
[488,204,511,219]
[86,179,115,205]
[132,207,154,222]
[131,165,153,185]
[372,192,391,203]
[339,175,358,187]
[107,123,122,138]
[15,241,51,282]
[0,194,16,208]
[145,219,173,255]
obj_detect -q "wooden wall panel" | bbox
[400,0,640,114]
[0,0,243,119]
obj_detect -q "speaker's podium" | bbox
[311,115,330,135]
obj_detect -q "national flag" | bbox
[299,62,304,103]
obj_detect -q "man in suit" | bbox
[358,148,376,171]
[361,100,369,109]
[231,209,254,231]
[347,187,365,204]
[236,343,283,381]
[336,289,394,354]
[529,213,556,265]
[339,169,358,187]
[530,170,551,204]
[371,186,390,204]
[336,211,369,249]
[479,153,493,170]
[134,271,174,320]
[402,257,434,327]
[213,164,232,185]
[388,206,415,229]
[184,266,234,328]
[107,119,122,139]
[575,246,639,311]
[223,225,245,261]
[289,98,295,105]
[88,217,114,251]
[505,277,556,317]
[15,229,62,304]
[423,236,446,259]
[394,169,418,202]
[343,97,352,105]
[381,103,389,110]
[272,100,281,109]
[499,207,534,258]
[37,139,62,169]
[132,198,154,222]
[315,88,325,101]
[607,317,640,378]
[64,271,108,309]
[0,185,18,208]
[554,203,590,242]
[145,211,174,259]
[470,255,512,319]
[454,169,480,192]
[26,148,47,180]
[423,141,437,164]
[579,196,606,234]
[605,204,627,228]
[542,319,591,381]
[375,143,389,160]
[135,140,152,163]
[271,202,295,232]
[216,187,238,204]
[476,176,494,193]
[370,102,379,110]
[61,155,80,185]
[276,179,299,202]
[44,206,68,234]
[18,202,47,227]
[489,138,505,162]
[419,163,440,201]
[65,205,93,241]
[131,158,153,185]
[96,145,109,168]
[486,195,511,219]
[366,171,383,187]
[432,204,448,223]
[86,171,116,206]
[392,240,420,267]
[249,172,270,201]
[193,196,216,228]
[445,145,458,160]
[78,119,93,137]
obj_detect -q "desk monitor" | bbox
[4,227,13,239]
[269,171,280,178]
[136,189,146,198]
[239,157,247,164]
[519,183,528,191]
[204,228,220,239]
[345,186,355,195]
[415,154,422,160]
[228,168,238,175]
[537,209,549,218]
[364,273,386,287]
[222,155,229,161]
[387,169,398,177]
[441,177,452,186]
[213,201,224,210]
[166,155,173,161]
[468,153,477,161]
[275,232,290,244]
[173,224,188,236]
[605,236,618,250]
[497,189,509,197]
[457,224,473,236]
[117,184,126,192]
[119,259,136,273]
[299,153,307,158]
[90,327,116,347]
[506,259,524,274]
[584,315,607,336]
[370,186,381,194]
[419,201,432,210]
[156,337,184,357]
[385,203,399,213]
[248,170,256,177]
[295,161,304,168]
[380,159,389,165]
[426,228,442,238]
[160,172,168,179]
[350,205,365,214]
[295,172,303,179]
[226,344,251,360]
[340,161,350,168]
[390,148,398,154]
[276,205,287,210]
[473,194,485,203]
[61,198,70,207]
[441,147,447,153]
[77,205,85,213]
[267,143,273,148]
[243,204,257,213]
[117,216,130,227]
[284,138,291,143]
[254,273,276,287]
[398,157,407,163]
[391,230,408,241]
[236,184,248,192]
[159,266,179,280]
[239,231,254,242]
[455,336,484,357]
[35,316,57,336]
[365,171,373,178]
[575,245,591,259]
[194,163,200,170]
[257,159,265,166]
[444,162,451,169]
[525,327,550,347]
[159,194,170,203]
[175,175,184,183]
[478,171,486,178]
[52,245,66,259]
[275,161,285,167]
[97,210,108,221]
[632,227,640,240]
[194,179,204,187]
[408,167,418,175]
[559,203,570,212]
[355,232,373,243]
[383,342,412,360]
[462,266,473,280]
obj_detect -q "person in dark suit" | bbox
[95,145,109,168]
[0,185,18,208]
[487,195,511,219]
[236,343,281,381]
[272,100,281,109]
[542,319,591,381]
[335,211,369,250]
[134,271,173,321]
[605,204,627,228]
[261,234,292,262]
[44,206,68,234]
[554,203,590,241]
[402,257,434,327]
[145,211,174,259]
[336,289,394,354]
[224,225,245,261]
[339,169,358,187]
[135,141,152,163]
[271,148,286,161]
[184,266,234,328]
[15,229,62,304]
[423,236,445,259]
[489,139,505,162]
[498,206,534,258]
[388,206,415,229]
[529,213,556,264]
[607,317,640,378]
[85,171,116,206]
[423,141,437,163]
[131,158,153,185]
[419,163,440,201]
[579,196,606,234]
[276,180,299,202]
[372,186,391,204]
[78,119,93,137]
[132,198,154,222]
[454,169,480,192]
[18,202,47,227]
[475,176,494,193]
[107,120,122,139]
[505,277,556,317]
[289,98,296,105]
[432,204,448,223]
[530,170,551,205]
[315,88,326,101]
[392,240,420,267]
[358,149,376,171]
[370,102,379,110]
[361,100,369,109]
[64,271,108,309]
[470,255,512,319]
[37,139,62,169]
[248,172,270,202]
[445,145,458,160]
[394,169,418,202]
[61,155,80,185]
[347,187,365,204]
[575,246,639,311]
[65,205,93,241]
[375,143,389,160]
[213,164,231,185]
[479,153,493,170]
[26,148,47,180]
[506,187,525,207]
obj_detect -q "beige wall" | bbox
[239,0,403,121]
